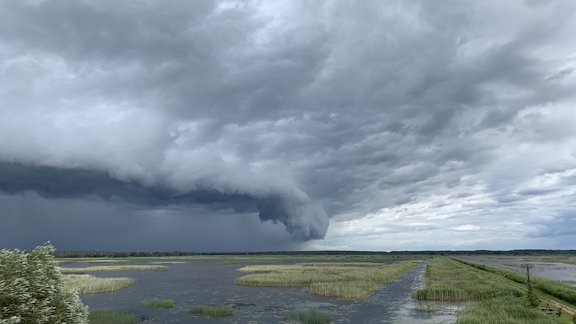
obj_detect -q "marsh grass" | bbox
[415,301,441,313]
[236,261,418,299]
[188,305,234,317]
[88,309,138,324]
[143,298,174,309]
[413,258,522,302]
[415,258,567,323]
[59,264,166,273]
[80,259,130,263]
[284,311,332,324]
[64,274,134,294]
[456,296,556,324]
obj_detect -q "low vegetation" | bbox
[59,264,166,273]
[236,261,418,300]
[88,310,138,324]
[413,258,522,301]
[65,274,134,294]
[414,257,566,323]
[456,295,556,324]
[188,305,235,317]
[284,311,332,324]
[143,298,174,309]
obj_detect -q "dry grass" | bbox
[59,264,166,273]
[235,261,418,300]
[64,274,134,294]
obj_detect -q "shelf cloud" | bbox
[1,0,575,250]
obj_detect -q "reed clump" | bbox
[236,261,418,300]
[188,305,234,317]
[143,298,174,309]
[284,311,332,324]
[64,274,134,294]
[59,264,166,273]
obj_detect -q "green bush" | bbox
[0,243,89,324]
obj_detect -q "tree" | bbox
[0,243,88,324]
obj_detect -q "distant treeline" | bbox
[53,249,576,258]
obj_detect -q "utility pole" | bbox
[524,264,534,283]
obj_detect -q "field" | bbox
[50,253,576,323]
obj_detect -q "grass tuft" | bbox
[64,274,134,294]
[143,298,174,309]
[59,264,166,273]
[88,309,138,324]
[284,311,332,324]
[188,305,234,317]
[456,296,556,324]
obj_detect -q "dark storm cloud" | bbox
[0,192,297,252]
[1,0,575,250]
[0,162,327,240]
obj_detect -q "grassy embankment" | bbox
[236,261,419,300]
[454,258,576,307]
[414,257,572,323]
[188,305,235,317]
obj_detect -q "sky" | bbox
[0,0,575,252]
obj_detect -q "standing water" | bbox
[337,260,459,323]
[79,260,459,323]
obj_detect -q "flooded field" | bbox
[71,258,457,323]
[461,255,576,287]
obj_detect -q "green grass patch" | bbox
[456,295,556,324]
[143,298,174,309]
[65,274,134,294]
[88,309,138,324]
[236,261,418,300]
[59,264,166,273]
[188,305,234,317]
[413,258,522,301]
[284,311,332,324]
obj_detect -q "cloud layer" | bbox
[0,0,575,250]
